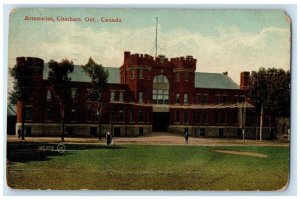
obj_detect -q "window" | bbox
[119,91,124,102]
[146,111,150,122]
[25,106,33,120]
[215,94,221,104]
[158,90,163,104]
[196,94,201,104]
[139,92,143,103]
[175,111,180,123]
[138,110,143,122]
[200,128,206,136]
[184,94,189,104]
[184,111,188,123]
[86,106,96,122]
[71,89,78,101]
[153,75,168,83]
[131,69,135,79]
[152,90,169,104]
[111,110,116,122]
[202,94,208,105]
[176,94,180,104]
[217,111,226,124]
[200,112,207,124]
[139,128,144,135]
[234,95,239,104]
[47,90,51,101]
[152,90,157,104]
[130,92,134,102]
[45,108,52,121]
[71,109,77,122]
[193,111,200,123]
[222,95,227,104]
[86,89,92,102]
[139,70,143,79]
[129,110,134,122]
[110,91,115,101]
[240,95,245,102]
[184,72,189,81]
[176,73,180,82]
[119,110,124,122]
[152,75,169,104]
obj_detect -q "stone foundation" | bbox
[16,123,276,139]
[168,125,275,139]
[16,123,152,137]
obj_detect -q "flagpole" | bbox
[259,103,263,141]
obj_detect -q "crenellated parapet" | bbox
[123,51,197,70]
[170,56,197,71]
[124,51,155,66]
[16,57,44,74]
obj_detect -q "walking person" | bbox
[106,130,111,145]
[184,128,189,144]
[17,128,22,140]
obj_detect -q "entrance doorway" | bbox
[219,128,224,137]
[25,126,31,136]
[90,127,97,136]
[152,112,170,132]
[114,127,121,136]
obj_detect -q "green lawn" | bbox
[7,143,289,190]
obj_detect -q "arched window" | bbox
[153,74,169,83]
[152,75,169,104]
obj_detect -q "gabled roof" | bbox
[43,65,240,90]
[195,72,240,90]
[7,104,16,116]
[43,64,119,84]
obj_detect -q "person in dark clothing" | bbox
[184,128,189,144]
[17,128,22,139]
[106,131,111,145]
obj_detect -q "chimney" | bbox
[240,71,250,90]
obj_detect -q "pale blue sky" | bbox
[8,8,290,84]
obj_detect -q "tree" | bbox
[248,67,290,137]
[48,59,74,141]
[82,58,109,140]
[9,61,35,140]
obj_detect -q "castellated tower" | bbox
[16,57,45,134]
[120,51,156,103]
[170,56,197,104]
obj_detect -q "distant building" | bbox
[13,53,275,138]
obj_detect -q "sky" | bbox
[8,8,291,86]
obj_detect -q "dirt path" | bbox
[7,133,289,147]
[213,150,268,158]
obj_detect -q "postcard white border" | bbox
[1,2,298,199]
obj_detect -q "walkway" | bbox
[6,133,289,147]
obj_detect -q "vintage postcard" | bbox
[6,8,291,191]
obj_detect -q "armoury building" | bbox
[15,52,276,139]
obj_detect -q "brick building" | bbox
[14,53,275,138]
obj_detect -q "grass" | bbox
[7,143,289,190]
